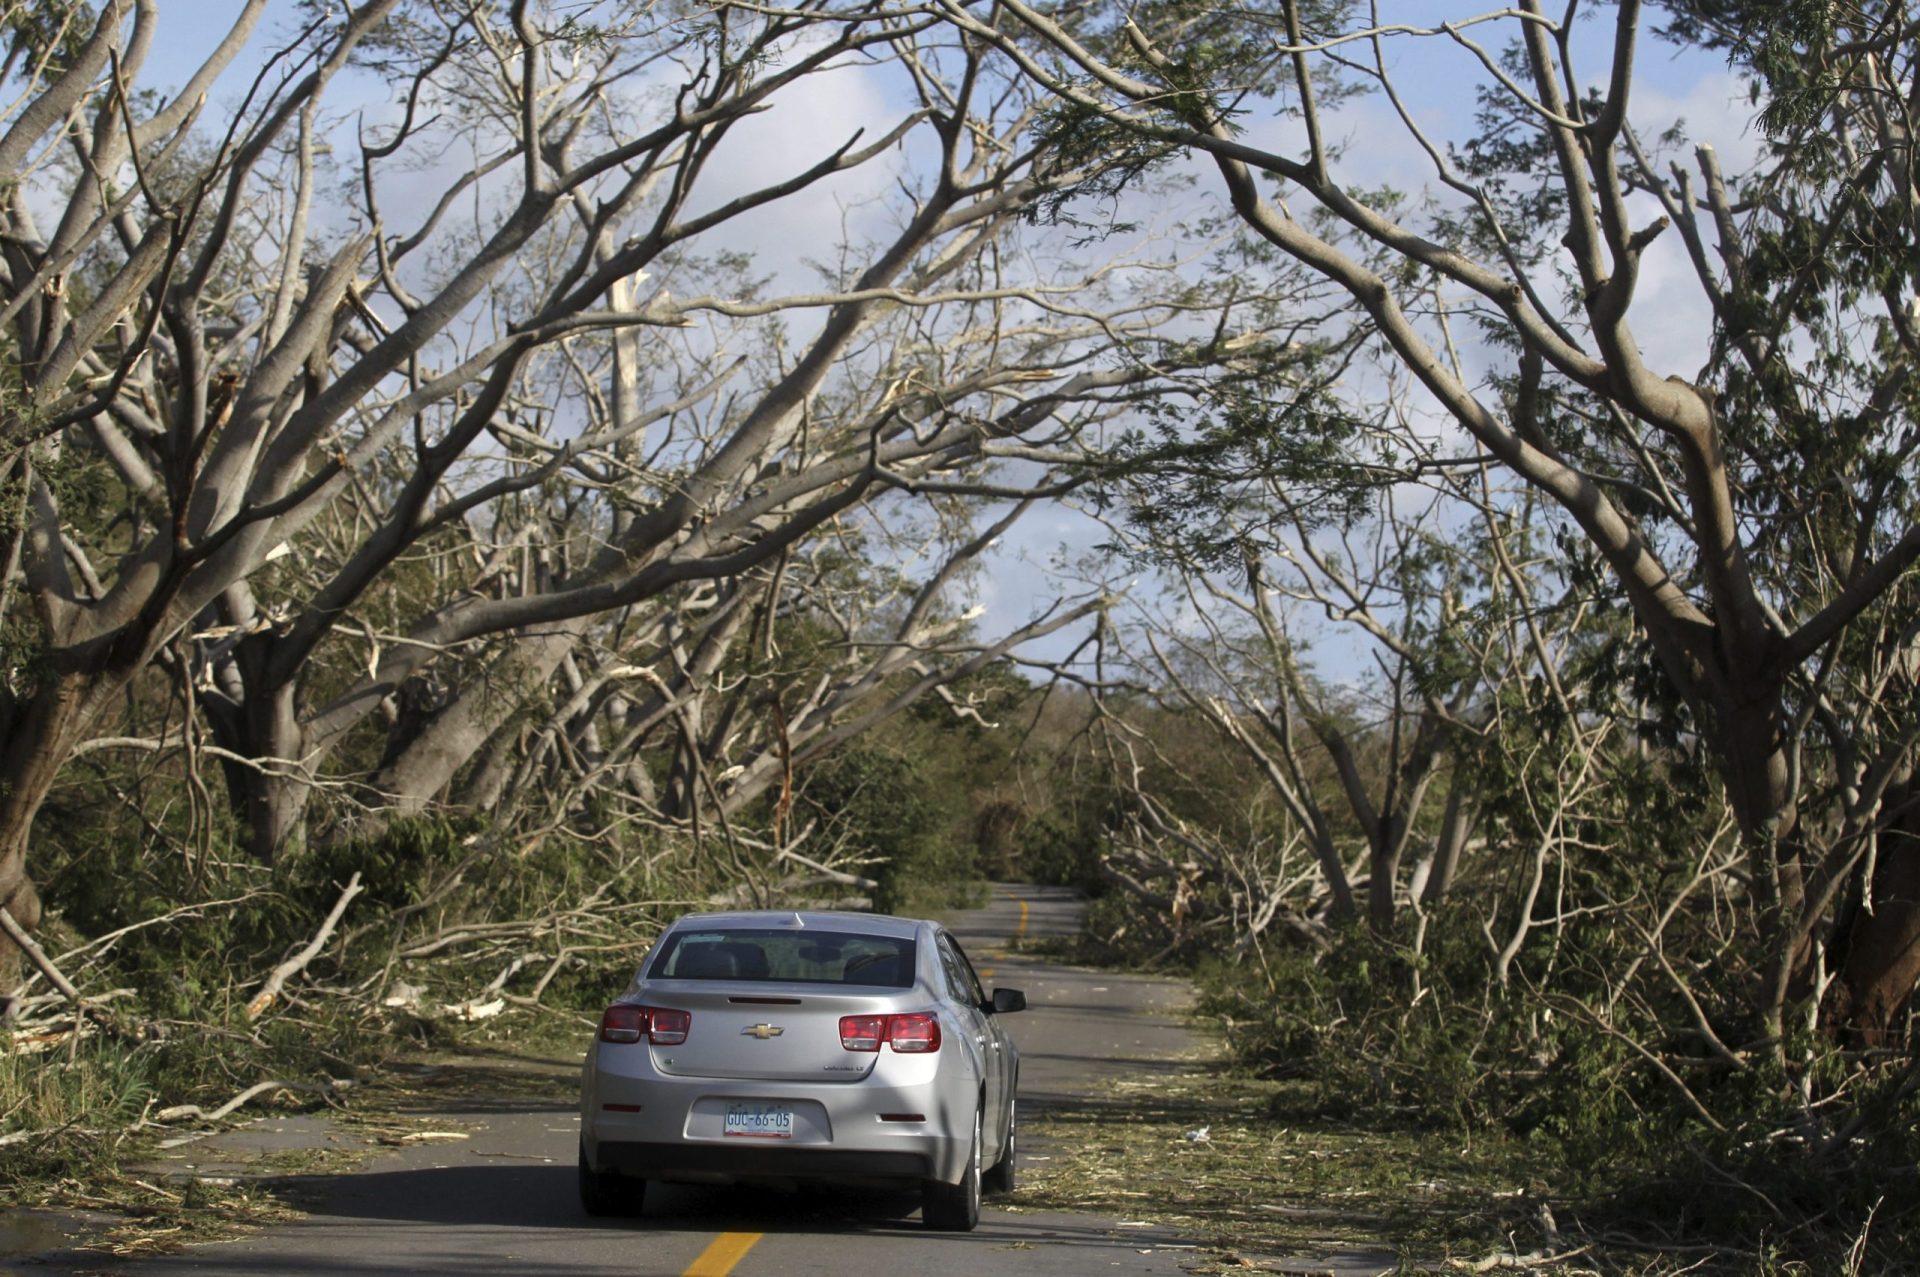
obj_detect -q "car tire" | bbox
[922,1107,982,1231]
[579,1143,646,1218]
[984,1097,1017,1195]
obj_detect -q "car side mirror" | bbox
[988,987,1026,1015]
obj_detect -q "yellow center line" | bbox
[681,1231,762,1277]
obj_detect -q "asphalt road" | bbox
[95,885,1214,1277]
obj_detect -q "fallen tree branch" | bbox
[148,1076,349,1124]
[396,918,558,960]
[1447,1245,1593,1271]
[245,872,364,1020]
[481,952,539,997]
[775,847,879,891]
[2,1076,347,1143]
[1,905,85,1006]
[9,987,137,1020]
[501,993,599,1024]
[150,1079,304,1124]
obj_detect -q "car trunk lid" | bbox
[642,984,913,1081]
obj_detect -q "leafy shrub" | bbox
[1014,808,1106,890]
[798,746,985,915]
[1175,888,1919,1270]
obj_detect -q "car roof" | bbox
[661,910,926,940]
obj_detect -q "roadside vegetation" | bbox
[3,3,1916,1274]
[1016,925,1910,1275]
[0,685,1022,1216]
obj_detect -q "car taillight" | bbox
[839,1012,940,1053]
[600,1005,647,1044]
[648,1007,690,1046]
[888,1012,940,1053]
[840,1014,886,1052]
[599,1005,691,1045]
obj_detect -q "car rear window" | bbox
[646,929,915,987]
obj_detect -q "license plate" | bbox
[723,1102,793,1139]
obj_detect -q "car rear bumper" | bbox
[594,1140,932,1181]
[582,1047,975,1185]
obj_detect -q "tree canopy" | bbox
[2,4,1916,1268]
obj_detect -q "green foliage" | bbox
[1025,102,1182,241]
[1182,892,1917,1266]
[1653,1,1841,132]
[1024,0,1362,239]
[797,744,985,916]
[1012,807,1107,890]
[0,1040,152,1132]
[1099,357,1388,573]
[1082,230,1393,574]
[0,1042,153,1186]
[1065,623,1904,1266]
[0,1,94,83]
[289,817,470,914]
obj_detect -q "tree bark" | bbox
[203,634,312,864]
[1422,773,1473,905]
[376,622,588,818]
[1831,784,1920,1046]
[1695,671,1817,1038]
[0,671,124,989]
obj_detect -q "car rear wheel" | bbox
[984,1098,1017,1195]
[922,1107,982,1231]
[579,1144,646,1218]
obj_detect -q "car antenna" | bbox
[790,912,806,929]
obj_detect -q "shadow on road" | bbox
[286,1160,1186,1249]
[291,1162,923,1232]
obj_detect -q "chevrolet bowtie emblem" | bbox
[742,1023,784,1039]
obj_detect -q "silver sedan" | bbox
[579,909,1025,1231]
